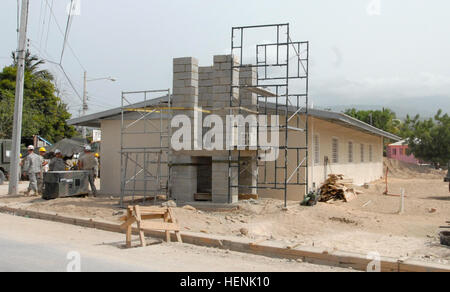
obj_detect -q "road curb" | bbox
[0,205,449,272]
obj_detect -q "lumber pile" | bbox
[319,174,358,203]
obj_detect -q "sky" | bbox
[1,0,449,117]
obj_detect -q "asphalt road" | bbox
[0,213,351,272]
[0,235,153,272]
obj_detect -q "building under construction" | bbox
[68,24,400,205]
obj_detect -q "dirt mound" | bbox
[384,158,445,179]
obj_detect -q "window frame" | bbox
[360,143,365,163]
[331,137,339,164]
[348,140,354,163]
[314,134,320,165]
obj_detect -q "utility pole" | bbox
[9,0,30,196]
[82,71,88,138]
[81,72,116,138]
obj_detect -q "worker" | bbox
[78,145,98,196]
[94,153,100,178]
[39,147,49,172]
[49,149,66,172]
[22,145,43,196]
[18,153,23,181]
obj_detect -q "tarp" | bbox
[49,138,87,158]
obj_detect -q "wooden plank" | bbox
[126,208,132,248]
[140,221,180,231]
[137,206,167,213]
[194,193,212,201]
[239,194,259,200]
[134,206,146,247]
[120,217,136,230]
[141,214,165,220]
[164,211,171,243]
[168,208,183,243]
[344,190,357,203]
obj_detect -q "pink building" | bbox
[387,140,421,164]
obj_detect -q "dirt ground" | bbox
[0,159,449,266]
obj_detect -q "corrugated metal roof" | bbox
[67,96,401,141]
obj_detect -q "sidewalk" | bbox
[0,181,28,197]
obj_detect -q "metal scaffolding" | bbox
[229,23,310,207]
[119,89,172,207]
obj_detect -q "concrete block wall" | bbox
[239,65,257,110]
[170,55,254,204]
[171,57,199,202]
[171,156,197,203]
[173,57,199,111]
[212,55,240,115]
[212,156,238,203]
[198,66,214,109]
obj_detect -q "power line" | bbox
[60,0,74,64]
[29,38,83,104]
[44,0,54,52]
[39,0,48,50]
[42,0,86,71]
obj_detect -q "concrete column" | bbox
[171,57,199,202]
[212,156,238,203]
[171,156,197,203]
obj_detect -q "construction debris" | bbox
[319,174,358,203]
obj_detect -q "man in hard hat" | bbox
[49,149,66,172]
[22,145,43,196]
[94,153,100,178]
[78,145,98,196]
[39,147,49,173]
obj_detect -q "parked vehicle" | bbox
[0,139,12,184]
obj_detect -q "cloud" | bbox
[311,72,450,104]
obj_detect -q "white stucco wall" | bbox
[98,116,384,201]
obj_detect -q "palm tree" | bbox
[11,50,54,80]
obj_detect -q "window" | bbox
[392,148,397,155]
[369,145,373,162]
[360,144,365,163]
[314,135,320,164]
[348,141,353,163]
[332,138,339,163]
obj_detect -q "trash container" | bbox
[43,171,90,200]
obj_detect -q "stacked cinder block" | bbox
[198,66,214,109]
[212,55,240,114]
[239,65,258,110]
[173,57,199,110]
[171,57,199,203]
[212,156,238,204]
[210,55,240,204]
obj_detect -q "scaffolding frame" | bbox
[119,89,172,207]
[229,23,309,207]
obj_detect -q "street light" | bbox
[82,71,116,138]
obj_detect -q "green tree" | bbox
[0,51,77,145]
[405,110,450,165]
[344,108,401,135]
